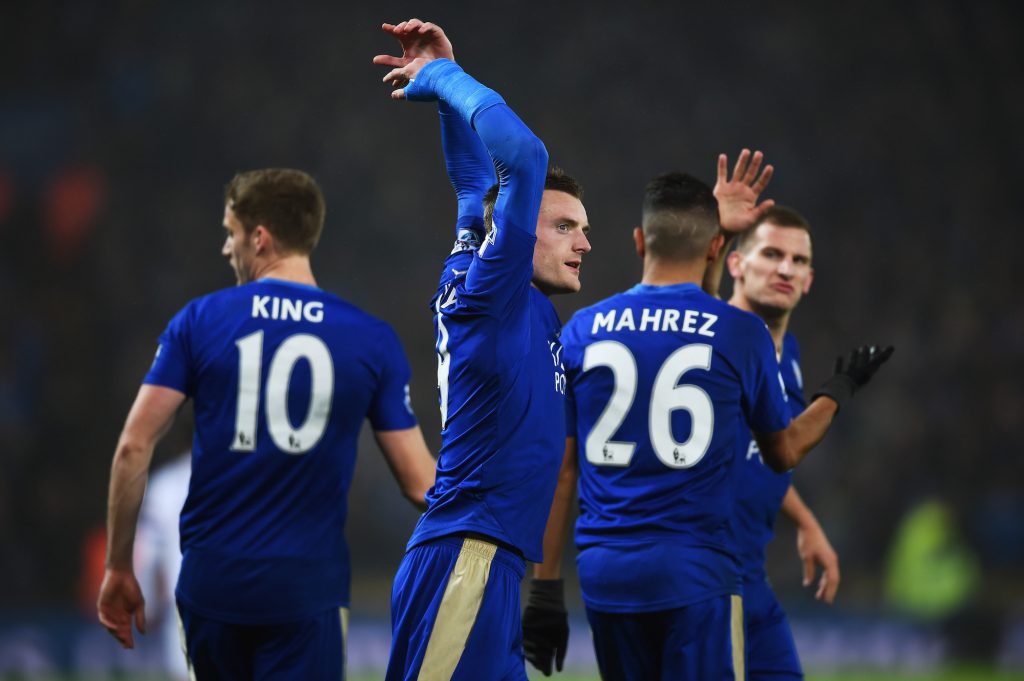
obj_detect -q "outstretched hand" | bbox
[797,523,841,604]
[97,568,146,649]
[373,19,454,99]
[836,344,894,389]
[714,149,775,233]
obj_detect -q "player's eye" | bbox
[557,223,570,232]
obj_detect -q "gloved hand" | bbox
[522,579,568,676]
[812,345,894,411]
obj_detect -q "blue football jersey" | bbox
[730,332,807,584]
[563,282,792,612]
[144,278,416,623]
[406,210,566,563]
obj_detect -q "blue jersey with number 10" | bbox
[144,278,416,624]
[563,282,791,613]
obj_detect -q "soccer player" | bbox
[726,206,839,679]
[373,19,591,680]
[523,165,892,680]
[96,168,437,680]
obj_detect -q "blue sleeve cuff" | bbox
[407,59,506,126]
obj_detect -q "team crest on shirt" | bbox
[549,339,566,394]
[450,228,483,254]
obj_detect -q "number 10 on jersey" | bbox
[232,331,335,455]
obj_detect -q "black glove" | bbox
[522,578,568,676]
[813,344,894,412]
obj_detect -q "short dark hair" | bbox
[734,205,812,254]
[482,166,583,231]
[225,169,326,255]
[640,172,719,261]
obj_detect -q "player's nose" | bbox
[576,232,592,254]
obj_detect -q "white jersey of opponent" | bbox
[134,453,190,680]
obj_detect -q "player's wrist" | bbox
[811,374,855,413]
[409,59,505,125]
[527,578,566,612]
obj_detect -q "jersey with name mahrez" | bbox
[563,282,792,613]
[730,331,807,585]
[144,278,416,624]
[405,209,566,563]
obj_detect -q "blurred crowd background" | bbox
[2,0,1022,675]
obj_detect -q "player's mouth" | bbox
[771,282,794,294]
[565,260,581,275]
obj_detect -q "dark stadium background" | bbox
[2,1,1022,677]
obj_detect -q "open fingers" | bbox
[383,66,411,87]
[135,604,147,635]
[390,88,407,100]
[742,150,764,184]
[372,54,408,67]
[731,148,751,182]
[98,611,133,648]
[751,198,776,223]
[802,557,815,587]
[716,154,728,185]
[817,562,840,603]
[751,164,774,195]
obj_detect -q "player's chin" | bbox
[759,290,798,310]
[556,277,582,295]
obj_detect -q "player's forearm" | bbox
[781,485,821,532]
[759,397,837,472]
[473,104,548,229]
[534,441,578,579]
[105,438,154,571]
[411,59,547,234]
[439,101,495,230]
[375,427,436,511]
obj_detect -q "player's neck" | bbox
[729,293,790,352]
[640,259,705,287]
[249,255,317,287]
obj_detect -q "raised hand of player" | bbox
[797,523,841,604]
[373,19,454,99]
[523,579,569,676]
[97,568,147,649]
[813,344,894,411]
[714,149,775,234]
[836,344,894,389]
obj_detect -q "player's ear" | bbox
[252,225,271,253]
[726,248,743,279]
[706,233,726,263]
[803,266,814,294]
[633,226,644,259]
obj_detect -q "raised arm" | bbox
[373,21,495,236]
[376,21,548,239]
[98,384,185,648]
[781,485,840,603]
[703,149,775,297]
[754,344,894,471]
